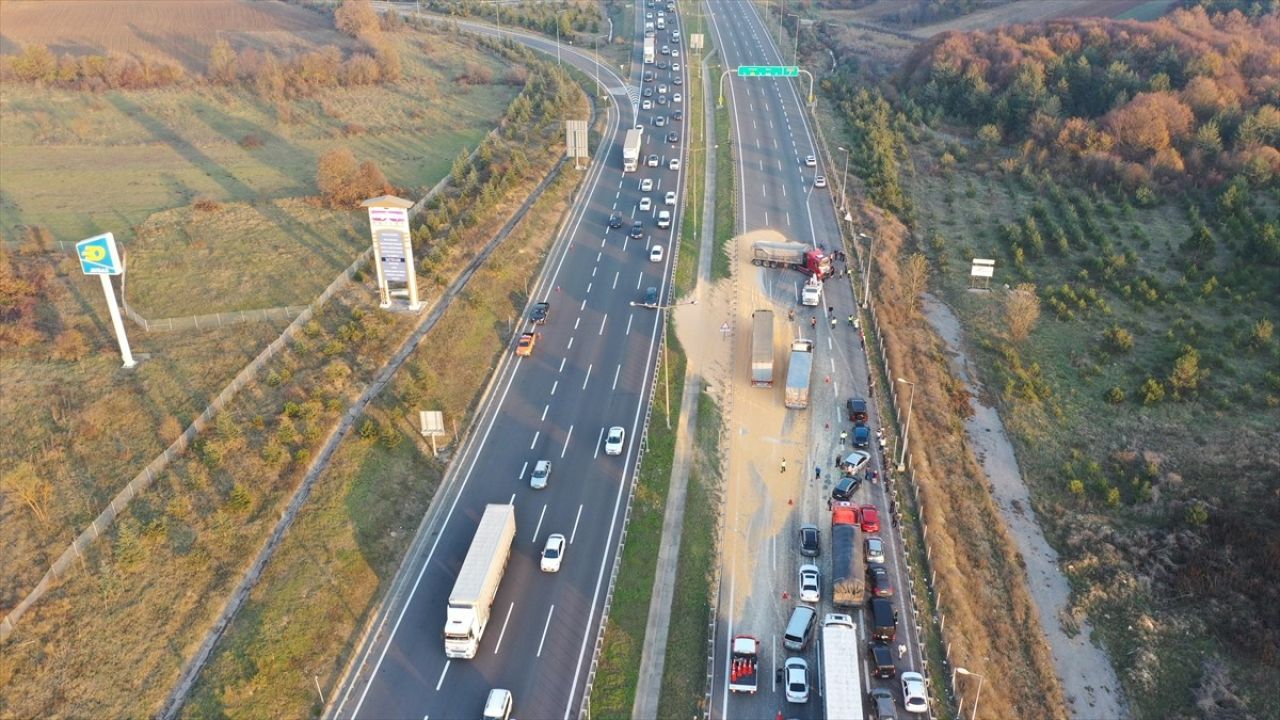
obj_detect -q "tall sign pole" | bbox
[75,232,135,368]
[362,195,420,311]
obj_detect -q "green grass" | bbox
[712,94,734,281]
[656,389,721,720]
[673,35,706,298]
[1116,0,1179,21]
[590,332,688,718]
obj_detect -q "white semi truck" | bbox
[821,614,864,720]
[443,504,516,659]
[643,37,655,64]
[623,128,643,172]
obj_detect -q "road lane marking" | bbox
[636,272,644,289]
[612,363,622,390]
[581,298,587,311]
[626,314,634,335]
[592,265,597,278]
[551,380,558,395]
[596,251,602,263]
[613,271,620,289]
[586,281,592,294]
[519,461,528,480]
[598,315,608,335]
[492,601,515,654]
[570,504,584,544]
[532,503,546,542]
[541,404,550,421]
[575,317,581,330]
[562,425,573,458]
[559,357,566,373]
[593,427,604,459]
[567,337,574,350]
[622,236,629,252]
[434,662,450,691]
[537,605,557,657]
[786,211,791,226]
[764,211,768,225]
[530,431,539,449]
[582,363,593,389]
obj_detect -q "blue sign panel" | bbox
[76,232,123,275]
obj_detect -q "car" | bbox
[814,175,827,188]
[799,524,819,557]
[870,643,897,679]
[657,83,668,94]
[642,286,659,305]
[630,221,645,239]
[847,397,869,423]
[656,210,670,228]
[647,153,660,167]
[642,86,654,98]
[643,70,655,82]
[901,672,928,714]
[798,564,820,603]
[649,244,664,262]
[515,332,537,357]
[656,94,667,105]
[666,131,678,143]
[540,533,566,572]
[642,98,653,110]
[608,212,623,229]
[867,563,894,597]
[853,425,871,448]
[668,158,681,170]
[784,657,809,703]
[672,63,681,72]
[531,301,550,324]
[673,76,682,85]
[841,450,871,475]
[605,426,626,455]
[805,154,816,167]
[645,11,653,19]
[639,197,652,212]
[672,30,681,40]
[483,689,513,720]
[832,475,859,502]
[672,109,683,120]
[640,178,654,191]
[661,45,670,55]
[861,504,881,533]
[530,460,551,489]
[672,47,680,57]
[657,60,668,69]
[866,535,886,564]
[672,92,682,102]
[869,687,898,720]
[664,190,677,206]
[653,115,667,127]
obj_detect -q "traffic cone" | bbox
[782,591,789,600]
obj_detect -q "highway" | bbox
[333,6,690,720]
[703,2,927,719]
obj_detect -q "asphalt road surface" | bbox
[704,3,927,719]
[332,7,689,720]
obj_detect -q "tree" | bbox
[900,253,930,315]
[1168,345,1204,396]
[1103,92,1193,159]
[1006,283,1041,342]
[1,462,52,524]
[335,0,380,38]
[254,54,285,100]
[316,148,391,208]
[12,44,55,84]
[208,38,237,85]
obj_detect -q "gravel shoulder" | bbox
[923,293,1128,720]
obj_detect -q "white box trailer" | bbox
[644,37,655,64]
[444,504,516,659]
[821,613,864,720]
[623,128,643,172]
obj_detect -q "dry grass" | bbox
[0,0,350,74]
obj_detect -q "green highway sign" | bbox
[737,65,799,77]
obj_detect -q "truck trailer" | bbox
[727,635,759,693]
[821,614,865,720]
[622,128,643,172]
[444,504,517,659]
[831,503,864,607]
[783,338,814,409]
[750,240,833,278]
[750,310,774,387]
[643,37,655,64]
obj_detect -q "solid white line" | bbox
[582,364,593,389]
[561,424,573,459]
[492,602,515,654]
[532,504,546,543]
[434,662,449,692]
[570,504,584,544]
[598,315,608,335]
[529,431,539,450]
[612,364,622,390]
[537,605,556,657]
[541,404,549,421]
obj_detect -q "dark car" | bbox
[870,643,897,679]
[869,597,898,643]
[867,563,894,598]
[656,94,668,105]
[673,75,683,85]
[831,476,859,502]
[642,87,654,98]
[799,524,820,557]
[656,60,668,70]
[853,425,871,448]
[869,687,898,720]
[630,221,644,239]
[673,110,683,121]
[608,212,623,228]
[642,286,659,306]
[847,397,869,424]
[666,131,678,143]
[531,301,550,324]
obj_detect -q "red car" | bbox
[859,504,880,533]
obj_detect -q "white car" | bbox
[784,657,809,704]
[530,460,551,490]
[814,175,827,188]
[798,564,820,603]
[805,154,816,167]
[642,99,653,110]
[668,158,681,171]
[656,210,670,229]
[640,178,654,192]
[647,154,660,167]
[672,31,681,40]
[658,84,668,94]
[672,47,680,57]
[865,535,886,564]
[639,197,653,212]
[649,244,664,262]
[605,426,626,455]
[541,533,566,572]
[664,191,677,206]
[672,92,682,103]
[672,63,681,72]
[483,689,513,720]
[653,115,666,127]
[901,671,929,714]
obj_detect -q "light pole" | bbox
[858,231,873,308]
[631,298,698,427]
[837,145,851,212]
[955,667,985,720]
[785,13,801,66]
[896,377,915,472]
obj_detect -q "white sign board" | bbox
[363,196,420,310]
[377,230,408,282]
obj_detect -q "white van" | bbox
[483,689,512,720]
[782,605,816,651]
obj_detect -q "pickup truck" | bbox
[728,635,759,693]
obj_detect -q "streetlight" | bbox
[895,377,915,472]
[836,145,851,213]
[631,298,698,427]
[785,13,801,66]
[955,667,985,720]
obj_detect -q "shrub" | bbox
[359,418,379,440]
[1185,501,1209,527]
[1141,377,1165,405]
[1252,318,1274,349]
[1168,345,1205,396]
[1069,479,1085,497]
[1103,325,1134,353]
[227,483,252,513]
[1105,386,1126,404]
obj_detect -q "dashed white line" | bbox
[580,298,587,311]
[529,431,539,449]
[625,314,634,335]
[551,380,558,395]
[492,602,515,654]
[612,271,620,289]
[532,504,546,542]
[558,358,566,373]
[434,662,450,691]
[612,364,622,390]
[582,363,593,389]
[586,282,592,294]
[598,315,607,335]
[593,427,604,459]
[561,425,573,458]
[537,605,556,657]
[518,461,528,480]
[567,337,574,350]
[541,404,549,421]
[574,317,581,330]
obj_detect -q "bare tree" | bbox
[1006,283,1041,343]
[900,252,930,315]
[2,462,52,524]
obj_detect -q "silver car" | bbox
[798,564,820,604]
[866,535,885,564]
[530,460,551,490]
[784,657,809,703]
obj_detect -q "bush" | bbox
[1252,318,1274,348]
[1141,377,1165,405]
[1105,386,1126,404]
[1185,501,1209,527]
[1103,325,1134,353]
